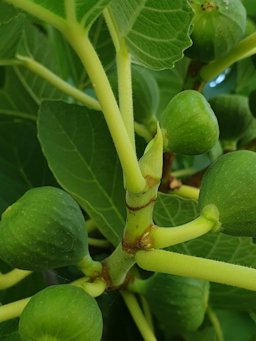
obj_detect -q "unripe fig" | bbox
[19,285,103,341]
[160,90,219,155]
[186,0,246,62]
[0,186,89,271]
[131,274,209,333]
[199,151,256,236]
[209,94,253,142]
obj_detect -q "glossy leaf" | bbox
[110,0,193,69]
[0,23,67,121]
[0,14,24,59]
[154,193,198,227]
[0,120,56,215]
[38,101,125,246]
[0,67,38,121]
[215,310,256,341]
[17,23,67,101]
[0,2,19,22]
[235,57,256,96]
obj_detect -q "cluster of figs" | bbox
[1,0,256,339]
[1,102,256,340]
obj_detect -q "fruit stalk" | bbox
[172,184,199,200]
[104,8,136,150]
[136,249,256,291]
[71,277,107,298]
[16,55,101,110]
[0,269,32,290]
[207,306,224,341]
[121,291,157,341]
[0,297,31,323]
[150,214,217,249]
[200,32,256,82]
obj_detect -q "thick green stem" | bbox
[16,55,101,110]
[88,237,111,248]
[63,26,146,193]
[124,184,158,245]
[171,168,197,178]
[136,249,256,292]
[0,297,31,323]
[104,184,159,287]
[151,215,217,249]
[200,32,256,82]
[104,8,135,150]
[104,243,135,287]
[172,184,199,200]
[124,127,163,244]
[116,47,136,192]
[140,295,155,332]
[85,219,98,233]
[103,7,121,51]
[0,59,21,66]
[0,269,32,290]
[116,49,135,150]
[120,291,157,341]
[64,0,76,24]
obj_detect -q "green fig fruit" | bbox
[209,94,253,142]
[199,150,256,236]
[19,284,103,341]
[0,186,88,271]
[186,0,246,62]
[160,90,219,155]
[131,273,209,333]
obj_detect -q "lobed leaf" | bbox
[110,0,193,69]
